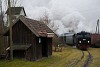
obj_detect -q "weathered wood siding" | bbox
[12,20,36,60]
[47,38,52,56]
[12,20,33,45]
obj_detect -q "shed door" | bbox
[41,37,48,57]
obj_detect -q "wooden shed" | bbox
[4,15,54,61]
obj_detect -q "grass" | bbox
[75,51,89,67]
[48,46,82,67]
[75,48,100,67]
[0,46,100,67]
[0,46,82,67]
[0,56,60,67]
[88,48,100,67]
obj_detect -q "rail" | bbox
[70,51,84,67]
[82,50,93,67]
[70,50,93,67]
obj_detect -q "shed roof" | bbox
[4,15,54,37]
[6,44,32,50]
[5,7,26,16]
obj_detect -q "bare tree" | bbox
[39,11,51,25]
[0,0,20,60]
[0,0,5,54]
[49,21,59,32]
[0,0,2,15]
[3,0,20,26]
[39,10,59,33]
[4,0,20,7]
[39,11,61,47]
[11,0,18,7]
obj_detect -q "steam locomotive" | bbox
[74,31,91,50]
[60,31,91,50]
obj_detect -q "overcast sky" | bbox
[4,0,100,35]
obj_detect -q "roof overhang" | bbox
[6,44,32,50]
[38,30,54,37]
[47,33,54,37]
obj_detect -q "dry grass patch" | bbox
[88,48,100,67]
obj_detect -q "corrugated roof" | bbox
[5,7,26,16]
[4,15,54,37]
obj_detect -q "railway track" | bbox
[70,51,84,67]
[82,50,93,67]
[70,50,93,67]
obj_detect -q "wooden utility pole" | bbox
[97,19,99,34]
[96,19,99,34]
[8,0,13,60]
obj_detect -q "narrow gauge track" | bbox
[82,50,93,67]
[70,50,93,67]
[70,51,84,67]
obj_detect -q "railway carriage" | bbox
[91,34,100,47]
[60,33,75,46]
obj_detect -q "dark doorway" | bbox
[13,50,25,58]
[41,37,48,57]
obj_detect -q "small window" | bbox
[39,38,41,43]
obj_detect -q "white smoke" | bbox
[20,0,93,35]
[61,12,86,32]
[2,0,99,35]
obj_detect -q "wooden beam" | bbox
[8,0,13,60]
